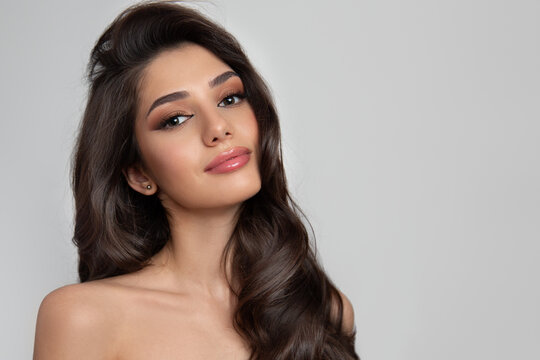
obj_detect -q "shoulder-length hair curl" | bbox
[72,2,358,358]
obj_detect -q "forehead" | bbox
[138,43,233,102]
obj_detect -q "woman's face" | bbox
[129,43,261,211]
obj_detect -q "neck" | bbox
[149,204,241,297]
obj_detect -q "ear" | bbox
[123,164,157,195]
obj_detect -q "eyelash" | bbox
[158,92,247,130]
[159,113,193,130]
[218,92,246,107]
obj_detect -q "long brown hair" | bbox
[72,1,358,358]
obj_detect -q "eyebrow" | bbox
[209,70,238,88]
[146,70,240,117]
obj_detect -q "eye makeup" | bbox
[158,112,193,130]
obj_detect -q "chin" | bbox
[204,164,261,206]
[215,175,261,208]
[167,173,262,211]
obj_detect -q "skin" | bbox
[33,44,355,360]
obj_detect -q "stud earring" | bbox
[146,184,152,190]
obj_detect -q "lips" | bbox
[204,146,252,174]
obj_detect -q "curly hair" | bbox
[72,2,358,358]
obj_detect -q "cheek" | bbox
[238,107,259,149]
[138,135,201,191]
[230,106,259,172]
[248,113,261,165]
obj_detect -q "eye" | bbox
[159,113,192,130]
[218,93,246,107]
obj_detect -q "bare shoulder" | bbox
[34,282,121,360]
[339,290,355,334]
[333,289,356,335]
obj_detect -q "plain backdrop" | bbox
[1,0,539,359]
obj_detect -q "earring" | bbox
[146,184,152,190]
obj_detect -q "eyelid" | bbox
[218,92,246,107]
[158,112,193,130]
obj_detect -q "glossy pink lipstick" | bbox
[204,147,251,174]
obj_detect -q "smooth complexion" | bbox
[34,43,260,360]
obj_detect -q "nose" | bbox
[200,106,233,146]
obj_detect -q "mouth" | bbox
[204,146,252,174]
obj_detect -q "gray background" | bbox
[1,0,539,359]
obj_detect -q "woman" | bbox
[34,2,358,359]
